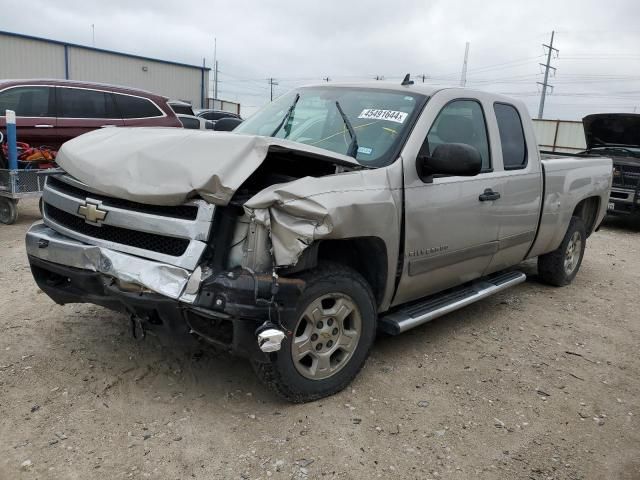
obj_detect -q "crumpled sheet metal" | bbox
[26,223,191,300]
[244,167,402,268]
[55,127,358,206]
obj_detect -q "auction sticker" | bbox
[358,109,408,124]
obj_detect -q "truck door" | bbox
[393,95,503,306]
[485,102,542,273]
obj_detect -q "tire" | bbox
[0,197,18,225]
[253,262,377,403]
[538,216,586,286]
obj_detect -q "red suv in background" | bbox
[0,79,182,149]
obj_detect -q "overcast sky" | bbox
[1,0,639,118]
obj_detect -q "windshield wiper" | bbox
[270,93,300,137]
[335,101,358,159]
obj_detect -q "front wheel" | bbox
[253,262,377,402]
[0,197,18,225]
[538,216,586,286]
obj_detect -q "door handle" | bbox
[479,189,501,202]
[34,124,54,128]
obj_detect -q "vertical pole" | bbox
[6,110,18,170]
[269,78,277,101]
[64,45,69,79]
[214,60,219,100]
[201,58,206,109]
[538,31,556,119]
[460,42,470,87]
[91,24,95,46]
[213,38,218,102]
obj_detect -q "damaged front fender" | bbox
[243,166,403,276]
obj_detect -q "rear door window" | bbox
[494,103,527,169]
[426,99,491,171]
[0,86,54,117]
[115,94,163,118]
[57,87,119,119]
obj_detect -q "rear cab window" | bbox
[494,103,527,169]
[0,86,55,117]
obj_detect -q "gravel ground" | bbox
[1,199,639,480]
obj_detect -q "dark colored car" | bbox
[582,114,640,217]
[168,100,196,116]
[196,109,242,122]
[0,79,183,149]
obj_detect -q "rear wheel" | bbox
[0,197,18,225]
[253,263,376,402]
[538,216,586,286]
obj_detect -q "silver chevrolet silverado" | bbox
[25,82,612,402]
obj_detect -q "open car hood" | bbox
[55,127,360,206]
[582,113,640,150]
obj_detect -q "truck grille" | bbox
[45,204,190,257]
[41,174,215,270]
[47,176,198,220]
[612,164,640,188]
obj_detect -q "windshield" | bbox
[234,87,426,167]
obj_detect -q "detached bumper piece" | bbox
[183,270,304,358]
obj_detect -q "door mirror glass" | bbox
[417,143,482,180]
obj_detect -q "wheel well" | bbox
[315,238,388,309]
[572,197,600,236]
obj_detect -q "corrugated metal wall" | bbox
[0,32,209,107]
[532,119,587,153]
[0,33,66,78]
[68,48,207,106]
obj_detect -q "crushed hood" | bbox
[55,127,360,206]
[582,113,640,150]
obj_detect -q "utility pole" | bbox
[268,78,278,101]
[537,30,558,119]
[323,76,330,82]
[419,73,428,83]
[214,61,219,100]
[460,42,470,87]
[91,24,95,46]
[213,38,218,101]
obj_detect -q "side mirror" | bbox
[213,118,243,132]
[416,143,482,181]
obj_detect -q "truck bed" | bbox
[527,153,612,259]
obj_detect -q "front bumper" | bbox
[608,187,639,215]
[26,223,304,359]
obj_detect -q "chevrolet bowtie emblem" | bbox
[78,201,108,224]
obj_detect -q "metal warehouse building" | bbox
[0,30,210,108]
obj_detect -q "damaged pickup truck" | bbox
[26,82,612,402]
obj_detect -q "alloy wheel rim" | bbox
[564,231,582,275]
[291,293,361,380]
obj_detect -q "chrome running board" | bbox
[379,271,527,335]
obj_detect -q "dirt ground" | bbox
[1,198,639,480]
